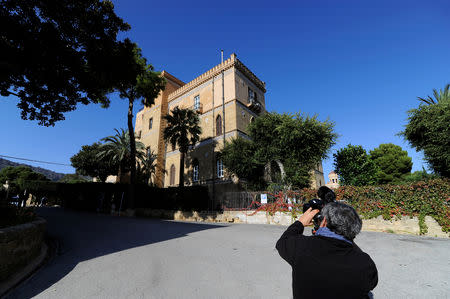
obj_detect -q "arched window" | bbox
[250,116,255,124]
[216,115,222,136]
[192,159,199,182]
[170,164,176,186]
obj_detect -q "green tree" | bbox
[1,0,134,126]
[0,166,49,194]
[417,84,450,105]
[114,44,166,186]
[402,167,439,183]
[136,150,158,185]
[222,112,337,189]
[58,174,88,183]
[333,144,378,186]
[99,129,146,182]
[400,85,450,177]
[163,107,202,187]
[221,137,265,189]
[70,143,117,182]
[369,143,412,184]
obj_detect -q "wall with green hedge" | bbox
[21,181,210,212]
[297,179,450,232]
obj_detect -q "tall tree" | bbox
[333,144,378,186]
[70,143,117,182]
[222,112,337,189]
[400,85,450,177]
[114,44,165,187]
[369,143,412,184]
[1,0,133,126]
[98,129,146,182]
[163,107,202,187]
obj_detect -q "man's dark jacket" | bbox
[276,221,378,299]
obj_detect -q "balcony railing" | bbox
[191,103,203,113]
[247,98,262,113]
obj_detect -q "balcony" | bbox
[247,98,262,113]
[191,103,203,114]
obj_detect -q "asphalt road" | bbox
[5,208,450,299]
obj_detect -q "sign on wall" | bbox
[260,194,267,204]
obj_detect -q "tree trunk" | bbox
[127,97,136,208]
[179,151,185,187]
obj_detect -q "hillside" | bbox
[0,158,65,181]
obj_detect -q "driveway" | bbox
[5,208,450,298]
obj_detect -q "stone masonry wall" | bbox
[134,208,449,238]
[0,218,46,281]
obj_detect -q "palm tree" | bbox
[418,83,450,105]
[136,150,158,185]
[99,128,145,182]
[163,107,202,187]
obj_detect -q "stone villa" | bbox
[134,53,324,190]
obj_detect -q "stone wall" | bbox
[134,208,449,238]
[0,218,46,281]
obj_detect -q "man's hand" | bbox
[298,208,320,227]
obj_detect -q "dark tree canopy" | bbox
[401,88,450,177]
[222,112,337,189]
[333,144,378,186]
[58,173,88,183]
[369,143,412,184]
[0,166,49,193]
[70,143,117,182]
[0,0,132,126]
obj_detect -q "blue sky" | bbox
[1,0,449,182]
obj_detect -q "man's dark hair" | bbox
[322,202,362,240]
[317,186,336,203]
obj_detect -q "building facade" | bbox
[325,171,340,189]
[135,53,324,189]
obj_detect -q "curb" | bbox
[0,237,57,298]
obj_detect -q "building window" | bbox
[248,88,256,103]
[250,116,255,124]
[216,115,222,136]
[137,130,142,139]
[142,114,144,121]
[194,95,200,110]
[149,118,153,130]
[171,143,175,151]
[192,159,199,182]
[217,159,224,178]
[319,180,322,186]
[170,164,176,186]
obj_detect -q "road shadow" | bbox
[6,207,226,298]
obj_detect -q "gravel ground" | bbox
[5,208,450,299]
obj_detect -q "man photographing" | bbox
[276,201,378,299]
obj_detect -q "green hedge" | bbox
[21,181,210,212]
[298,179,450,232]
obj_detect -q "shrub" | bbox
[0,205,36,228]
[20,181,210,212]
[248,179,450,232]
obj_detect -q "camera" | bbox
[302,186,336,232]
